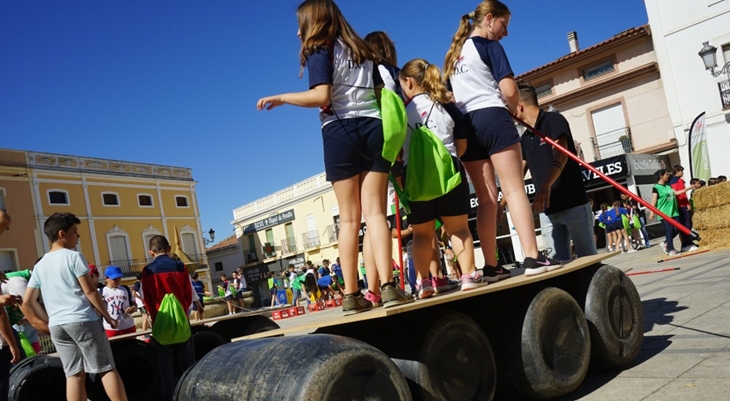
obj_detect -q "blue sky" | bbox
[0,0,649,245]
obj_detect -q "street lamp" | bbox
[203,228,216,246]
[698,41,730,81]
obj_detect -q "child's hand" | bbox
[105,316,119,329]
[257,95,284,111]
[0,294,21,306]
[124,306,136,314]
[9,343,21,364]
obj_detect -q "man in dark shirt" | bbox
[514,81,597,263]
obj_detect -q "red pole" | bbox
[394,196,405,290]
[512,115,700,241]
[627,267,680,276]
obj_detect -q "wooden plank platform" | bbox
[235,252,617,341]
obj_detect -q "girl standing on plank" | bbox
[398,58,477,297]
[444,0,560,277]
[257,0,411,315]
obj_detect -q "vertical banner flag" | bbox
[688,112,711,180]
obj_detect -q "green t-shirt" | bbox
[653,183,678,220]
[292,274,306,291]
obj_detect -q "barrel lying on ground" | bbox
[389,310,496,401]
[496,287,591,400]
[88,339,159,401]
[9,355,67,401]
[584,264,644,368]
[174,334,413,401]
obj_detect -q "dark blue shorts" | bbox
[322,117,391,182]
[460,107,521,162]
[404,158,471,225]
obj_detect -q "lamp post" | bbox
[698,41,730,81]
[203,228,216,246]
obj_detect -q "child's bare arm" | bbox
[78,273,117,327]
[20,287,50,334]
[0,307,21,362]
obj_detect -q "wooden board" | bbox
[236,252,617,341]
[108,306,284,342]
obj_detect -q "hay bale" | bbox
[696,228,730,251]
[692,204,730,230]
[692,182,730,210]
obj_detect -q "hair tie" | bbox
[468,11,475,19]
[423,62,429,71]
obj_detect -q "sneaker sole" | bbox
[483,276,499,284]
[546,264,563,272]
[418,288,435,299]
[434,285,458,294]
[461,281,488,291]
[525,267,548,276]
[383,297,415,309]
[342,305,373,316]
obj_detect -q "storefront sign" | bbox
[242,209,295,234]
[243,264,269,283]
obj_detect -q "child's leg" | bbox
[98,368,128,401]
[490,144,539,259]
[430,237,444,279]
[463,160,500,266]
[441,215,475,275]
[411,222,437,282]
[359,171,393,284]
[362,231,380,294]
[66,372,88,401]
[332,175,364,293]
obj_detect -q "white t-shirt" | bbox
[403,94,466,164]
[0,277,26,349]
[100,286,136,331]
[27,249,98,327]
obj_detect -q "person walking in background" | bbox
[191,273,211,320]
[669,165,693,246]
[650,169,697,255]
[513,80,597,263]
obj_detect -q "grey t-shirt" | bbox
[27,249,98,327]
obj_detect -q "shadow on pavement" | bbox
[555,297,682,401]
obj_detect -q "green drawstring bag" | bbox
[152,293,191,345]
[379,88,407,164]
[19,333,36,357]
[405,104,461,202]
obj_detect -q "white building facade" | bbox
[645,0,730,177]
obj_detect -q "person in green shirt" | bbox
[650,169,696,255]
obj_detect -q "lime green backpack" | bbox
[379,87,408,164]
[152,293,191,345]
[405,103,462,202]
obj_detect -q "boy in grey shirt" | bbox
[22,212,128,401]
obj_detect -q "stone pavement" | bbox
[273,242,730,401]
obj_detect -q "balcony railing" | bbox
[302,230,321,249]
[591,127,632,160]
[244,249,258,264]
[720,79,730,110]
[323,224,338,243]
[107,259,146,276]
[281,237,297,254]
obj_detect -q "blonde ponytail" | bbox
[443,14,472,78]
[400,59,451,104]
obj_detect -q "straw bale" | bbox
[692,204,730,230]
[692,182,730,210]
[696,227,730,251]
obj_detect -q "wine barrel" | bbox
[498,287,591,400]
[88,339,160,401]
[584,264,644,368]
[8,355,66,401]
[173,334,412,401]
[390,310,496,401]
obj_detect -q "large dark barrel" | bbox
[389,310,496,401]
[210,314,280,341]
[8,355,67,401]
[191,327,229,361]
[584,264,644,368]
[88,339,160,401]
[498,287,591,400]
[173,334,413,401]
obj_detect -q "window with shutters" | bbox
[108,234,132,273]
[181,232,198,262]
[102,192,120,206]
[175,196,189,208]
[138,194,154,207]
[48,190,70,205]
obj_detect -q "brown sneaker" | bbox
[381,282,415,308]
[342,293,373,316]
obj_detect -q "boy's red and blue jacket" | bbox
[141,254,192,324]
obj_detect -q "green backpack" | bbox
[152,293,191,345]
[379,87,408,164]
[405,103,462,202]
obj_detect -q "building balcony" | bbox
[281,237,297,255]
[302,230,321,249]
[591,127,633,160]
[720,79,730,110]
[324,224,338,243]
[107,259,146,276]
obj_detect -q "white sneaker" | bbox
[680,245,698,253]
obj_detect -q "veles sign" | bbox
[243,209,296,234]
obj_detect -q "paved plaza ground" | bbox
[272,241,730,401]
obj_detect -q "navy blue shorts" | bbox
[605,221,624,233]
[404,158,471,225]
[322,117,391,182]
[460,107,521,162]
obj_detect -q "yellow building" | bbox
[0,150,39,272]
[1,148,209,279]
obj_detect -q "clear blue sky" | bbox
[0,0,648,245]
